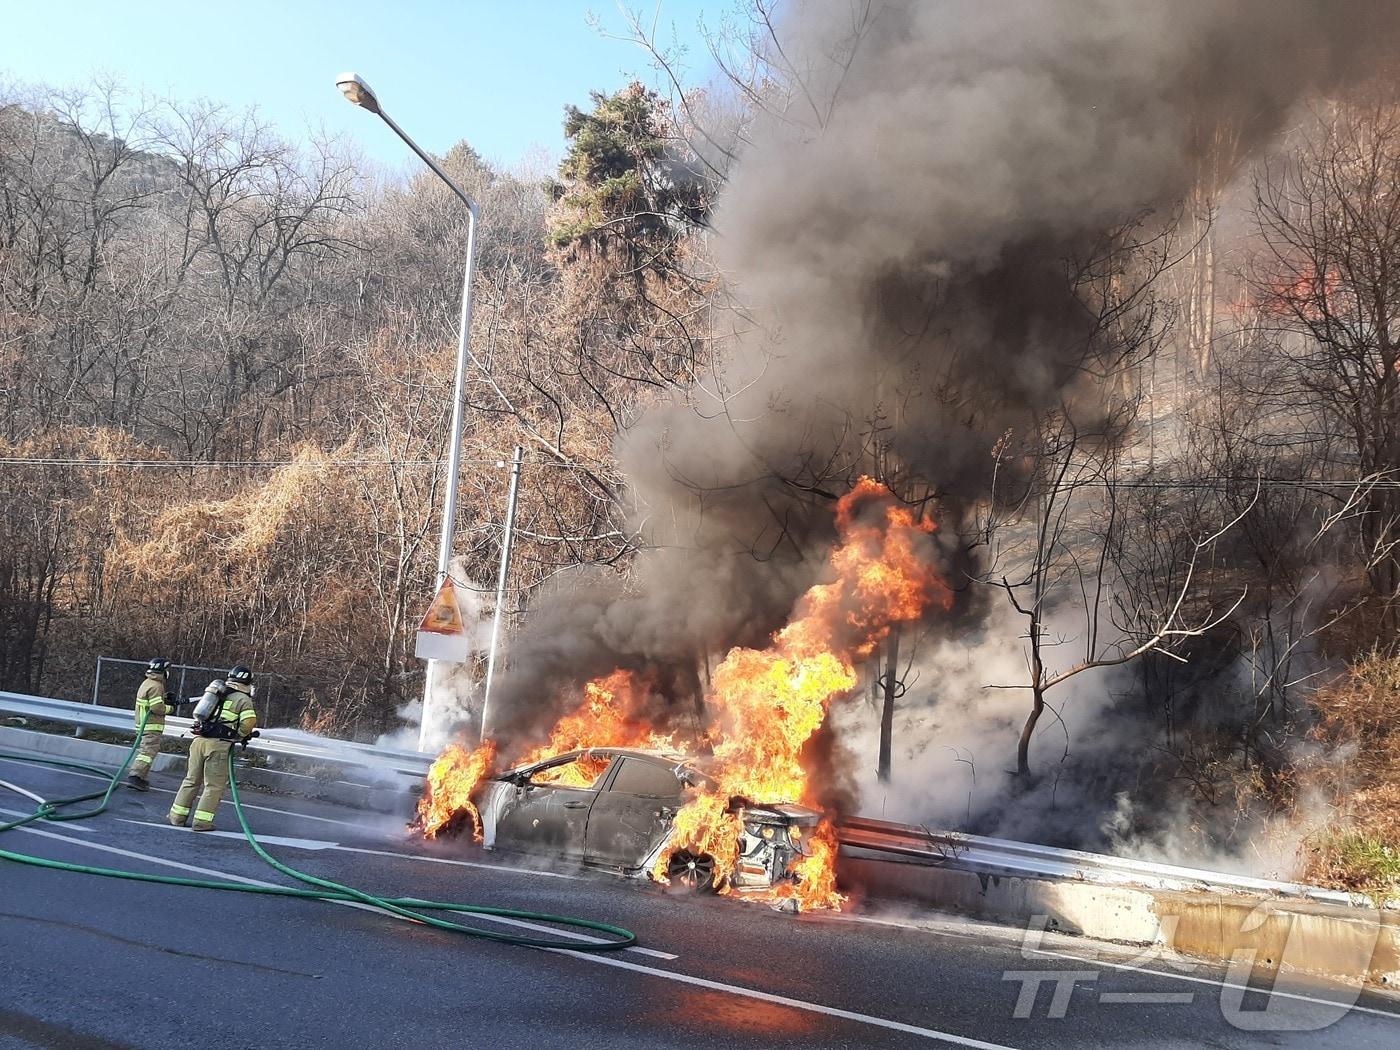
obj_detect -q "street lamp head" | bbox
[335,72,381,115]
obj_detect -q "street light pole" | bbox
[336,73,479,752]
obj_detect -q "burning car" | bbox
[415,482,944,911]
[476,746,820,893]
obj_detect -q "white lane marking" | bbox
[549,947,1022,1047]
[6,819,389,919]
[827,911,1400,1023]
[819,911,985,942]
[1028,948,1400,1021]
[332,843,582,881]
[5,769,672,960]
[0,756,368,829]
[9,820,319,888]
[244,838,671,959]
[5,821,667,959]
[0,778,48,805]
[218,801,366,830]
[117,820,587,883]
[0,804,97,833]
[116,822,673,959]
[115,819,338,851]
[422,906,675,960]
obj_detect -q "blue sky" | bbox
[1,0,721,173]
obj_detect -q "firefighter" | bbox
[127,657,172,791]
[167,665,258,831]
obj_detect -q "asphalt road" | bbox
[2,748,1399,1050]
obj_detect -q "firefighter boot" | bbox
[130,729,163,787]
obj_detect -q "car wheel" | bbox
[665,849,718,893]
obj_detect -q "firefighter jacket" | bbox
[196,682,257,742]
[135,674,170,733]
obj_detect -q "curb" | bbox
[838,850,1400,989]
[0,725,415,817]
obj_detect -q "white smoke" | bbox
[378,569,493,751]
[836,601,1120,830]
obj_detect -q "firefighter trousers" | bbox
[131,729,164,779]
[168,736,232,830]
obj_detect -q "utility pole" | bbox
[336,73,480,753]
[479,446,524,742]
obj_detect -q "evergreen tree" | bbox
[548,82,708,265]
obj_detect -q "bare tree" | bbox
[976,409,1252,778]
[1253,91,1400,621]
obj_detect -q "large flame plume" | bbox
[652,478,950,908]
[415,479,948,911]
[516,670,675,788]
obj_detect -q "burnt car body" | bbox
[476,747,820,892]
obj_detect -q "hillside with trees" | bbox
[0,78,704,732]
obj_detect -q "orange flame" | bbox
[785,822,843,906]
[655,477,951,909]
[416,739,497,841]
[414,671,670,833]
[518,670,674,787]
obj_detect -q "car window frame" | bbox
[520,750,612,790]
[602,756,685,798]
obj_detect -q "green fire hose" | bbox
[0,714,636,952]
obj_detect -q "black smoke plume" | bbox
[488,0,1400,754]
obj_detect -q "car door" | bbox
[583,757,684,869]
[494,754,607,859]
[494,779,554,850]
[543,783,601,859]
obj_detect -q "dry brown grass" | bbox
[1301,651,1400,899]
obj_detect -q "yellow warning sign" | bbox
[417,578,465,635]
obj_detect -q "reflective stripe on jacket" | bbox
[135,676,170,732]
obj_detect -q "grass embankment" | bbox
[1305,652,1400,902]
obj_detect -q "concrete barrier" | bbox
[1154,891,1400,989]
[838,848,1400,989]
[0,725,414,816]
[838,850,1163,942]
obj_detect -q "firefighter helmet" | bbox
[146,657,171,677]
[227,665,254,686]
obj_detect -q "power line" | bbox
[0,456,1394,491]
[0,455,580,470]
[1104,476,1400,491]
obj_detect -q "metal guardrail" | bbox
[0,691,432,782]
[1,691,1354,904]
[836,815,1359,906]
